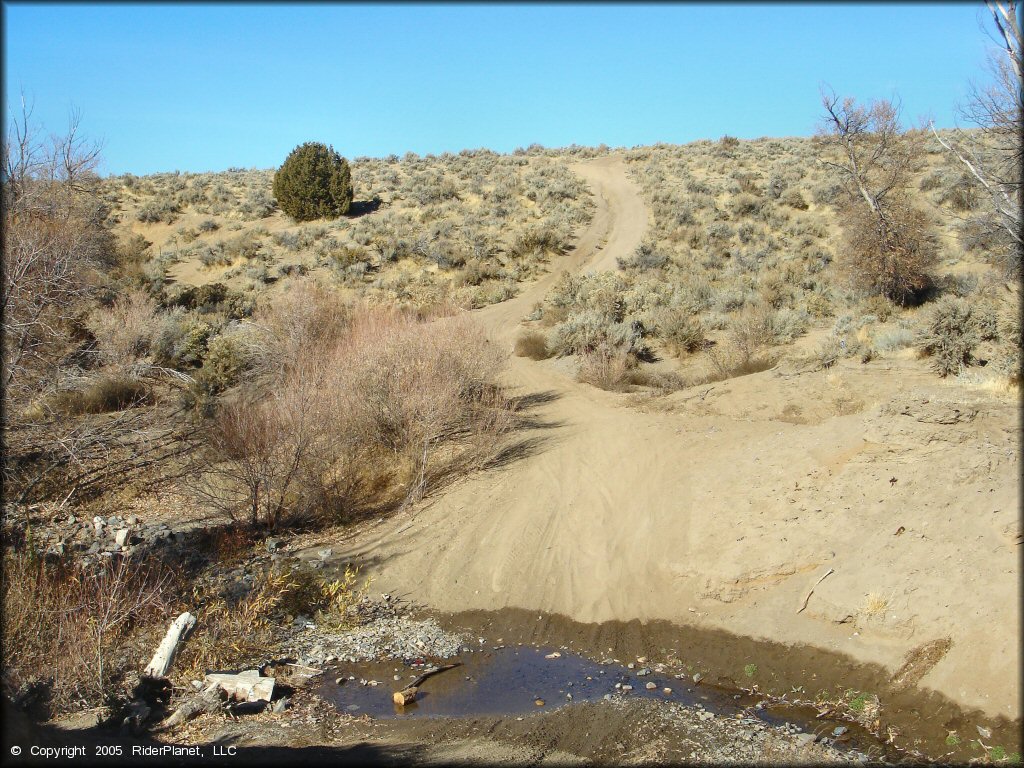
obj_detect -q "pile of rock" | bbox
[286,604,466,666]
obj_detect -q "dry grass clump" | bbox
[576,344,637,391]
[2,552,171,713]
[50,376,152,416]
[514,329,551,359]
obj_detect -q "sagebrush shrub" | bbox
[273,142,353,221]
[916,296,979,376]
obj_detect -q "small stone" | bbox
[272,697,289,713]
[795,733,817,747]
[127,515,139,525]
[833,726,848,737]
[621,685,633,692]
[545,652,561,659]
[534,698,545,706]
[645,682,657,690]
[603,694,613,700]
[637,656,648,663]
[636,668,651,676]
[317,548,333,560]
[692,673,703,684]
[190,680,204,691]
[627,663,635,669]
[335,678,345,685]
[114,529,130,547]
[663,688,672,695]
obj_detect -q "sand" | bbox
[331,156,1020,724]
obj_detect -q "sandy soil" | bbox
[325,156,1020,731]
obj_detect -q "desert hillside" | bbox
[5,128,1020,763]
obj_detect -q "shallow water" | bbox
[318,643,883,758]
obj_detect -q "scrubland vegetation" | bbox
[1,14,1019,739]
[513,119,1019,392]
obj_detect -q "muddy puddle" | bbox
[319,644,880,755]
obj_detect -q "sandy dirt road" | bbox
[333,155,1021,728]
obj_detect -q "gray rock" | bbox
[645,682,657,690]
[636,668,651,676]
[833,726,848,737]
[272,697,289,713]
[266,538,281,553]
[127,516,139,525]
[317,548,333,560]
[795,733,817,747]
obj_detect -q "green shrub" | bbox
[273,142,353,221]
[916,296,979,376]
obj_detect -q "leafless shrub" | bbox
[195,303,512,529]
[576,344,636,391]
[2,552,171,713]
[85,289,161,366]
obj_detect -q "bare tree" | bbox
[930,1,1022,272]
[818,89,938,304]
[2,96,110,402]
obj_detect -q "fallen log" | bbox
[392,662,462,707]
[162,685,226,728]
[392,687,418,706]
[144,612,196,678]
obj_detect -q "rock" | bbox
[795,733,817,747]
[272,697,289,713]
[127,516,139,525]
[545,652,561,659]
[645,682,657,690]
[534,698,545,706]
[976,725,992,738]
[627,662,635,669]
[266,538,281,553]
[637,668,651,676]
[621,685,633,692]
[317,548,333,560]
[663,688,672,695]
[833,726,848,737]
[335,678,345,685]
[636,656,647,663]
[114,529,130,547]
[693,673,703,684]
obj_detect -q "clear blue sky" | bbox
[2,3,1003,176]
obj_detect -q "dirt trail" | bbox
[333,156,1021,727]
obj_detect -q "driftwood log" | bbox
[392,663,461,707]
[163,685,227,728]
[144,612,196,677]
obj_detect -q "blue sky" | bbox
[2,3,1002,176]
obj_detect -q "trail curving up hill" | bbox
[333,155,1021,725]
